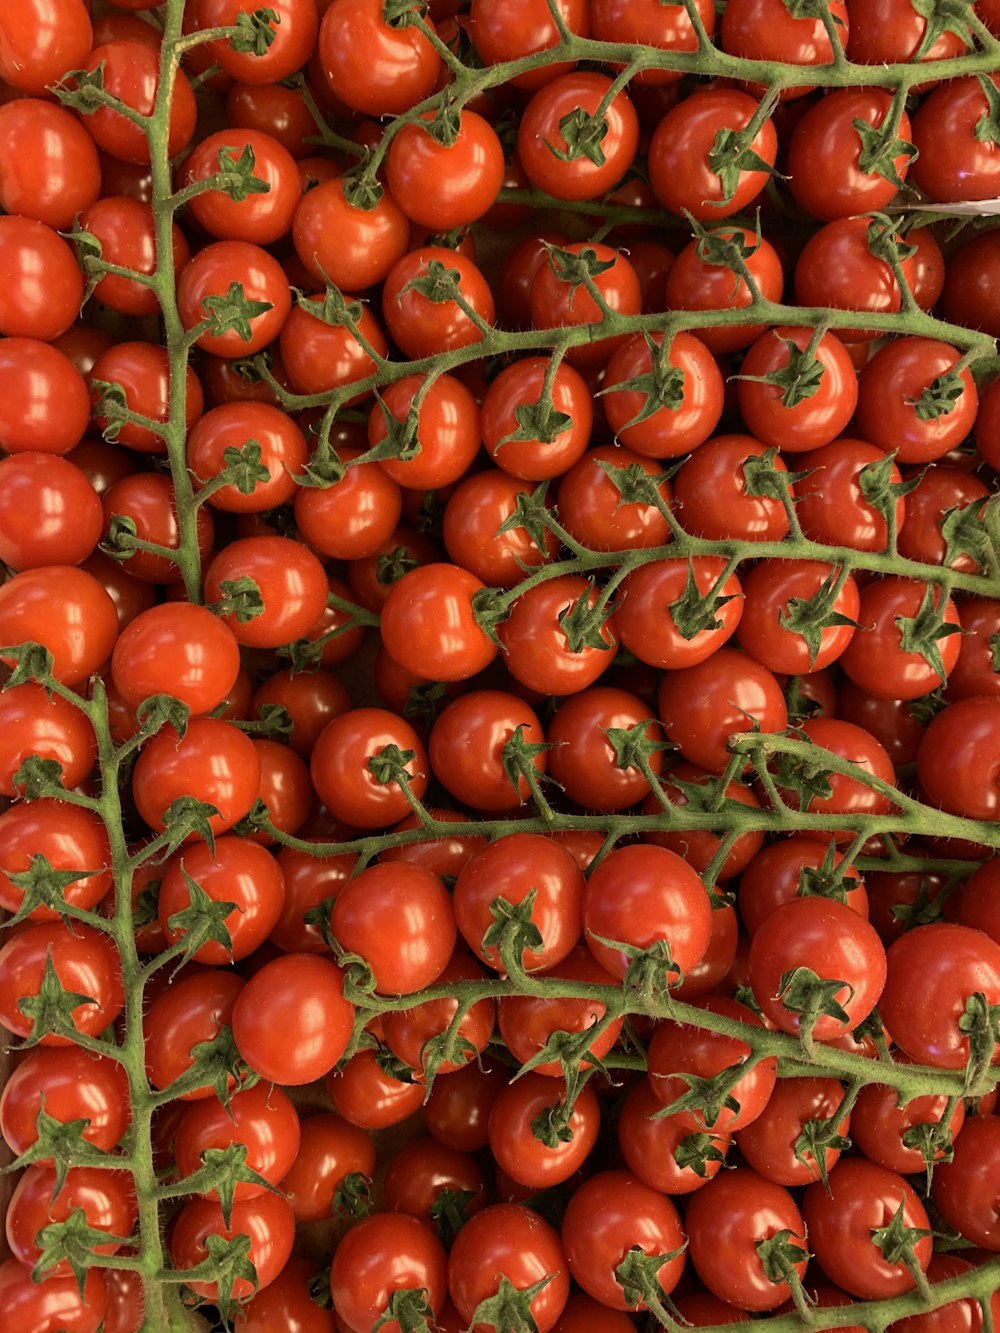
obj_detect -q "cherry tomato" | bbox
[310,707,430,829]
[318,0,441,115]
[170,1192,296,1303]
[518,72,639,201]
[232,953,354,1085]
[602,330,725,457]
[447,1203,570,1333]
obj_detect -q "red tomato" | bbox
[582,842,713,982]
[794,215,917,342]
[170,1192,296,1303]
[0,1257,106,1333]
[647,995,777,1132]
[293,176,409,291]
[380,563,498,683]
[184,128,301,244]
[310,707,430,829]
[382,246,495,361]
[685,1168,809,1311]
[190,0,319,83]
[318,0,441,115]
[794,437,905,552]
[666,225,784,353]
[918,697,1000,821]
[1,1046,129,1158]
[933,1114,1000,1250]
[453,832,584,973]
[327,1048,425,1130]
[78,197,189,317]
[143,967,245,1101]
[481,355,593,481]
[233,1256,337,1333]
[518,72,639,201]
[447,1203,570,1333]
[649,88,778,219]
[6,1164,136,1276]
[736,559,860,674]
[428,690,548,812]
[529,242,640,368]
[721,0,848,92]
[672,434,792,542]
[737,836,868,937]
[386,108,505,229]
[79,40,196,165]
[591,0,715,84]
[232,952,354,1085]
[556,444,675,551]
[0,338,90,456]
[0,682,96,799]
[545,685,665,811]
[330,1211,449,1332]
[736,326,859,451]
[735,1076,851,1186]
[561,1170,686,1311]
[0,798,111,921]
[0,216,84,342]
[280,293,387,398]
[787,88,912,218]
[177,240,291,358]
[616,1077,732,1194]
[0,0,93,95]
[802,1158,933,1298]
[469,0,590,90]
[0,454,102,571]
[204,535,329,649]
[489,1073,600,1189]
[748,896,887,1041]
[443,469,560,587]
[90,341,204,455]
[602,331,724,457]
[497,574,618,696]
[111,602,241,716]
[279,1111,375,1222]
[132,718,261,838]
[839,576,962,700]
[175,1081,301,1200]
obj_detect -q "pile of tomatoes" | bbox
[5,0,1000,1329]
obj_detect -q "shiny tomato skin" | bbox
[795,437,905,553]
[839,576,962,700]
[556,443,674,551]
[330,1211,449,1332]
[736,559,859,675]
[387,108,505,230]
[331,861,456,995]
[327,1048,425,1130]
[917,696,1000,821]
[142,967,245,1101]
[90,341,204,456]
[879,923,1000,1070]
[177,240,292,358]
[545,685,664,811]
[369,371,481,490]
[175,1081,301,1201]
[602,330,724,457]
[582,842,713,982]
[0,798,111,922]
[855,338,978,464]
[802,1158,933,1299]
[77,196,189,317]
[0,339,90,457]
[132,718,261,838]
[0,682,96,799]
[469,0,589,90]
[382,246,495,361]
[447,1203,570,1333]
[0,216,84,343]
[684,1168,808,1311]
[481,355,593,481]
[673,434,791,542]
[795,215,917,342]
[775,715,897,833]
[293,176,409,291]
[184,128,302,244]
[518,72,639,202]
[233,1255,337,1333]
[279,1111,376,1223]
[850,1069,965,1176]
[489,1073,600,1189]
[204,535,329,649]
[0,1257,106,1333]
[560,1169,686,1311]
[0,1046,130,1158]
[748,896,887,1040]
[80,40,196,165]
[616,1077,732,1194]
[171,1192,296,1303]
[111,602,241,716]
[453,832,584,973]
[6,1165,136,1276]
[0,920,123,1045]
[0,0,93,95]
[0,453,102,573]
[932,1114,1000,1250]
[529,242,640,368]
[428,690,548,813]
[0,565,118,687]
[310,707,430,830]
[735,1076,851,1186]
[911,75,1000,203]
[497,574,618,696]
[187,400,308,513]
[736,326,859,451]
[232,953,354,1085]
[443,469,560,587]
[318,0,441,115]
[737,836,868,937]
[157,836,286,965]
[380,563,498,683]
[787,88,911,218]
[657,646,788,773]
[648,88,777,219]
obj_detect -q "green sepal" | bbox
[895,582,964,683]
[212,576,265,624]
[940,495,990,570]
[428,1187,475,1247]
[651,1065,744,1130]
[215,439,272,494]
[870,1199,932,1279]
[1,641,55,689]
[595,459,673,510]
[757,1228,812,1286]
[501,723,557,800]
[668,561,742,641]
[4,1103,109,1199]
[558,583,615,653]
[735,337,825,409]
[397,258,464,305]
[777,566,860,671]
[599,332,686,432]
[615,1244,687,1313]
[853,117,917,190]
[466,1273,554,1333]
[911,0,976,63]
[227,6,280,55]
[333,1170,373,1220]
[542,242,617,294]
[975,70,1000,147]
[482,889,544,974]
[673,1131,730,1178]
[743,448,812,502]
[370,1287,436,1333]
[604,723,672,774]
[199,281,274,343]
[18,951,98,1048]
[368,742,420,788]
[195,1143,281,1230]
[4,855,100,927]
[183,1023,254,1111]
[909,368,968,423]
[179,1231,258,1322]
[33,1207,134,1297]
[11,756,66,801]
[546,107,609,166]
[160,797,220,858]
[494,482,555,557]
[135,694,191,743]
[495,400,573,452]
[777,965,854,1037]
[793,1115,851,1190]
[164,870,236,967]
[707,125,776,207]
[797,841,858,907]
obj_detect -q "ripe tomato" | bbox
[380,563,498,683]
[279,1111,375,1222]
[447,1203,570,1333]
[232,953,354,1085]
[684,1168,808,1310]
[382,247,495,361]
[855,337,978,463]
[736,559,860,675]
[0,339,90,457]
[0,216,84,343]
[666,225,784,353]
[488,1073,600,1188]
[0,1257,106,1333]
[932,1114,1000,1250]
[178,241,291,358]
[0,0,93,95]
[293,176,410,291]
[736,326,859,451]
[582,842,713,982]
[556,443,675,551]
[911,74,1000,203]
[280,293,387,398]
[851,1066,965,1176]
[233,1256,337,1333]
[453,832,584,973]
[648,88,778,219]
[78,197,189,318]
[721,0,848,92]
[428,690,548,812]
[79,40,196,165]
[170,1192,296,1303]
[0,683,96,799]
[839,576,962,700]
[787,88,912,219]
[132,718,261,838]
[6,1165,136,1276]
[0,798,111,921]
[672,435,791,542]
[591,0,715,84]
[497,574,618,696]
[794,437,905,552]
[918,696,1000,820]
[90,341,204,456]
[737,836,868,936]
[0,1046,129,1158]
[0,919,123,1045]
[545,685,665,811]
[318,0,441,115]
[802,1158,933,1299]
[0,453,102,572]
[898,464,991,574]
[142,967,245,1101]
[481,355,593,481]
[616,1077,732,1194]
[443,469,560,587]
[327,1048,425,1130]
[330,1211,449,1331]
[794,215,917,342]
[561,1170,686,1311]
[735,1076,851,1186]
[175,1081,301,1201]
[310,707,429,829]
[183,128,301,244]
[518,72,639,201]
[748,896,887,1040]
[602,331,724,458]
[204,535,329,649]
[529,242,640,368]
[468,0,589,90]
[111,602,241,716]
[386,109,505,230]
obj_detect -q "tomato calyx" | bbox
[794,1114,852,1190]
[895,583,964,679]
[332,1169,374,1221]
[615,1243,688,1319]
[674,1130,730,1178]
[51,64,112,118]
[428,1186,476,1247]
[178,1230,258,1322]
[4,856,99,929]
[483,891,545,976]
[543,241,618,298]
[369,1285,437,1332]
[668,562,742,640]
[797,843,860,906]
[854,113,917,189]
[605,722,673,783]
[1,641,56,689]
[777,966,854,1048]
[743,448,809,510]
[33,1206,133,1291]
[17,955,97,1050]
[735,334,826,410]
[599,331,688,429]
[210,575,265,624]
[495,482,557,557]
[226,7,281,56]
[165,872,238,968]
[652,1066,745,1130]
[871,1199,933,1297]
[558,582,616,652]
[199,281,275,344]
[957,991,1000,1095]
[8,1107,102,1198]
[598,458,674,511]
[778,566,861,669]
[469,1273,555,1333]
[12,755,68,803]
[547,107,609,166]
[756,1229,813,1310]
[913,0,977,62]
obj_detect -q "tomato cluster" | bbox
[3,0,1000,1330]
